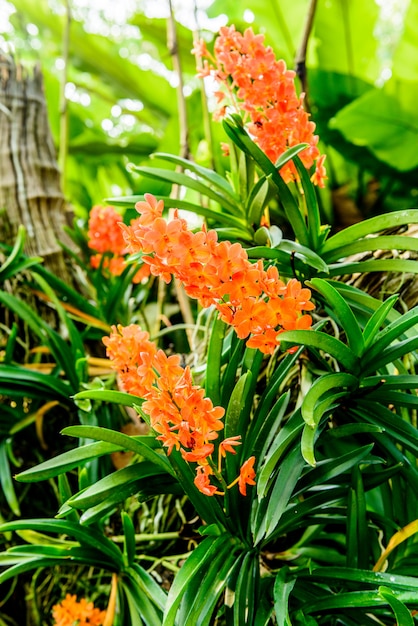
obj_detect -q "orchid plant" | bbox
[1,23,418,626]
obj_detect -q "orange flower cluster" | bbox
[192,25,327,187]
[120,194,314,355]
[87,205,150,284]
[52,594,106,626]
[104,324,256,497]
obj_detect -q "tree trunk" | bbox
[0,54,72,280]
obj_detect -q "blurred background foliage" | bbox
[0,0,417,226]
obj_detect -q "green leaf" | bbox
[362,294,399,351]
[204,316,226,407]
[230,551,258,626]
[328,258,418,278]
[129,166,240,215]
[68,462,168,509]
[162,535,237,626]
[292,155,321,250]
[308,278,364,355]
[256,409,304,499]
[152,152,240,204]
[176,540,240,626]
[0,365,72,400]
[15,440,132,482]
[0,441,20,516]
[61,426,175,476]
[122,511,136,567]
[224,371,252,480]
[378,587,414,626]
[108,195,250,230]
[222,116,310,245]
[322,234,418,264]
[301,372,358,428]
[73,389,144,408]
[322,209,418,257]
[0,519,124,568]
[254,446,305,545]
[330,88,418,171]
[247,176,270,225]
[279,330,360,373]
[274,568,296,626]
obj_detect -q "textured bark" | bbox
[0,54,72,280]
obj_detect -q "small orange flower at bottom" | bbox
[52,593,106,626]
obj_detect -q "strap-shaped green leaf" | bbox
[329,258,418,277]
[247,176,270,225]
[301,372,358,427]
[363,335,418,375]
[279,330,360,373]
[321,209,418,256]
[0,519,124,567]
[323,234,418,263]
[61,425,174,475]
[308,278,364,355]
[361,306,418,373]
[222,116,310,245]
[292,155,321,251]
[362,294,399,350]
[176,540,240,626]
[254,446,305,545]
[204,316,226,407]
[0,440,20,516]
[256,409,304,499]
[153,152,241,203]
[379,587,414,626]
[0,365,71,399]
[162,535,237,626]
[67,462,168,509]
[15,439,133,482]
[73,389,144,408]
[129,166,240,215]
[308,566,418,591]
[274,567,296,626]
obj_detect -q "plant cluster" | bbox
[0,18,418,626]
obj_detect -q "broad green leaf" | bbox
[314,0,380,84]
[330,89,418,171]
